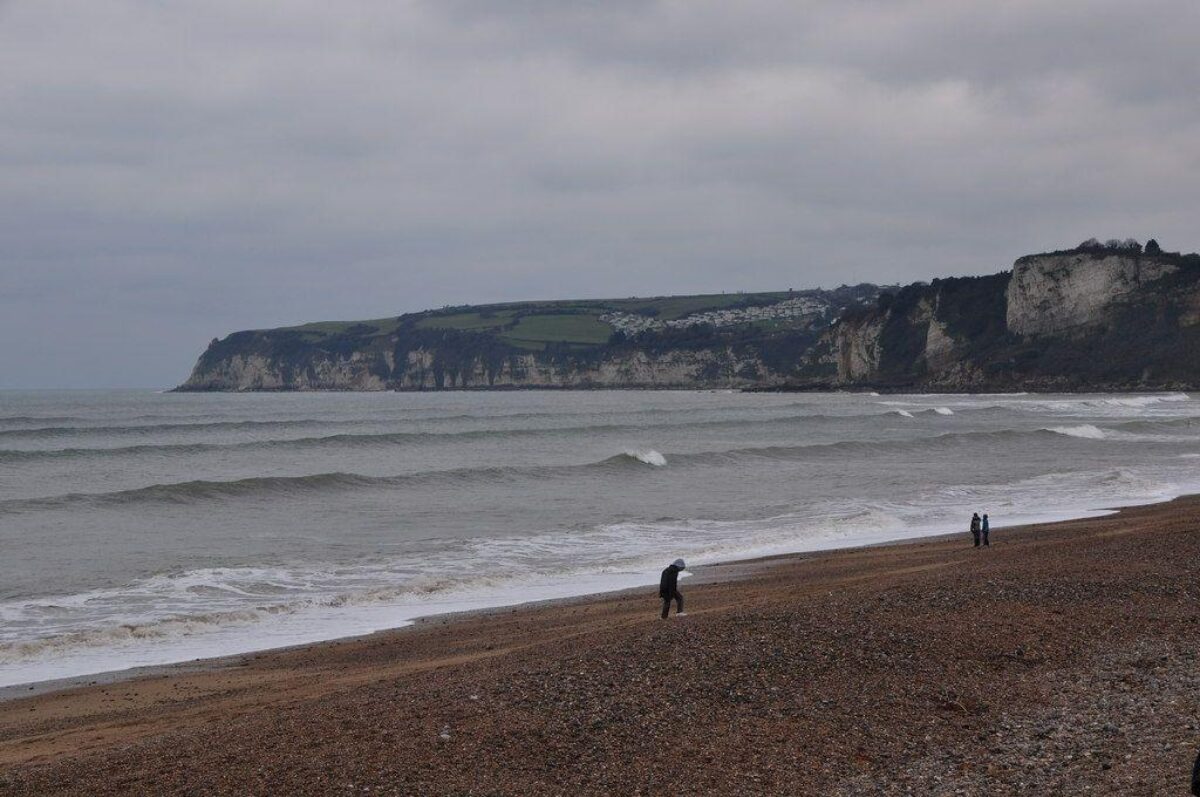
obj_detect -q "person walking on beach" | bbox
[659,558,686,619]
[981,513,990,547]
[970,513,981,548]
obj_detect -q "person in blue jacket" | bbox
[981,513,990,547]
[659,558,686,619]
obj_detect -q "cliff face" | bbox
[1006,253,1179,336]
[179,245,1200,392]
[179,352,392,391]
[179,339,795,391]
[818,248,1200,390]
[817,274,1001,389]
[397,348,782,389]
[831,312,888,382]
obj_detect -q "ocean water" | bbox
[2,389,1198,687]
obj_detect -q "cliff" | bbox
[178,287,881,391]
[1007,251,1181,336]
[178,242,1200,392]
[182,343,789,391]
[811,243,1200,391]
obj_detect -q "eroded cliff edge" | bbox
[813,243,1200,391]
[178,242,1200,392]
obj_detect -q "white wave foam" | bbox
[1111,432,1200,444]
[1043,423,1200,444]
[7,389,1200,689]
[626,449,667,467]
[1004,392,1194,417]
[1046,424,1106,439]
[1099,393,1190,407]
[0,608,278,663]
[7,455,1200,688]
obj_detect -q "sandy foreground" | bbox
[2,500,1200,795]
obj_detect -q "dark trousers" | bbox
[661,591,683,619]
[971,530,980,547]
[982,529,990,546]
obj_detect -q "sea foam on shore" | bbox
[2,390,1197,687]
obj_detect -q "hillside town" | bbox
[600,295,831,335]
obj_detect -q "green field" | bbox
[415,309,611,350]
[278,317,400,338]
[270,290,804,349]
[415,311,516,332]
[500,313,613,346]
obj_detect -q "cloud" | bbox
[0,0,1197,386]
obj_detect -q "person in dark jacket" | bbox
[659,558,686,619]
[1192,747,1200,796]
[970,513,981,548]
[981,513,990,547]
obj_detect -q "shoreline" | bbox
[168,384,1195,394]
[3,497,1200,793]
[1,498,1138,697]
[0,540,911,702]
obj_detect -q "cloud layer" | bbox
[2,1,1197,386]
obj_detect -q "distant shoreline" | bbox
[170,384,1196,393]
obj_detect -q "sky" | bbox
[2,1,1198,388]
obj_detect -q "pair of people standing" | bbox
[970,512,990,547]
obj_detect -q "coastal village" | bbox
[599,295,832,335]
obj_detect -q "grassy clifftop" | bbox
[181,239,1200,392]
[264,289,861,352]
[183,286,884,390]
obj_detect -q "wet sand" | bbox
[2,499,1199,795]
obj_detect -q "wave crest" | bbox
[623,449,667,467]
[1046,424,1107,440]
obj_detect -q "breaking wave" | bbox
[0,410,984,463]
[1087,393,1190,408]
[1044,419,1200,443]
[1046,424,1107,440]
[13,420,1193,516]
[0,449,674,515]
[0,406,823,439]
[619,449,667,467]
[0,608,283,663]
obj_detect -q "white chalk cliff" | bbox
[1006,253,1178,336]
[179,245,1200,392]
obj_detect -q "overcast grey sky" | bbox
[2,1,1198,388]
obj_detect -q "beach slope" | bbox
[2,499,1199,795]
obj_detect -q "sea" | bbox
[2,389,1198,688]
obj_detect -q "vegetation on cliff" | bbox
[814,239,1200,391]
[180,240,1200,392]
[183,286,883,390]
